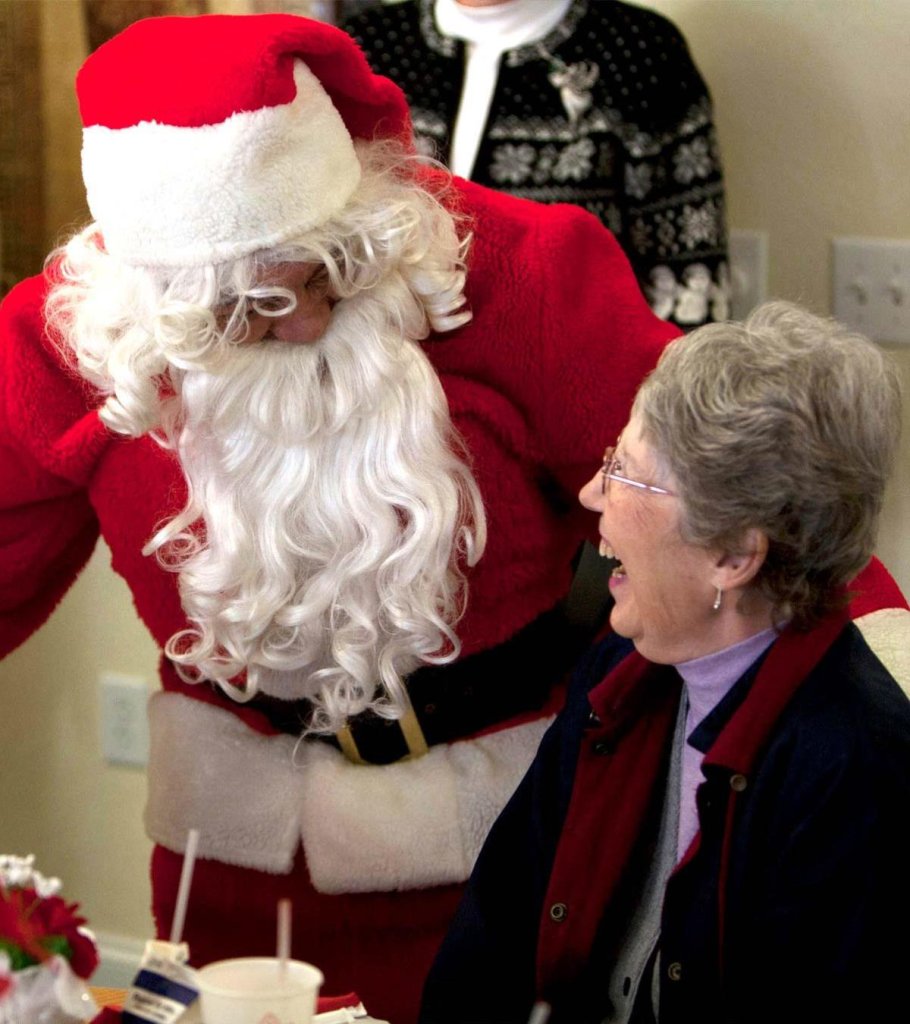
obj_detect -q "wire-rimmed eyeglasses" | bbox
[600,446,675,497]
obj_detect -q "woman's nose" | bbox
[579,469,605,512]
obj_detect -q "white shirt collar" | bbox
[434,0,573,53]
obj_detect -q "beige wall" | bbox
[0,546,160,941]
[2,0,909,954]
[644,0,910,590]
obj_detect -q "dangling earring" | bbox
[712,587,723,612]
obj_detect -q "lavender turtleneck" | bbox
[674,627,779,860]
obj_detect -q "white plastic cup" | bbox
[195,957,324,1024]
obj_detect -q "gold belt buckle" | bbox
[334,697,429,765]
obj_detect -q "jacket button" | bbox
[730,773,748,792]
[549,902,568,923]
[667,961,682,982]
[587,710,601,726]
[592,740,612,755]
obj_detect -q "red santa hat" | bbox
[76,13,412,267]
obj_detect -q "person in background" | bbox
[344,0,730,328]
[420,301,910,1023]
[0,13,679,1023]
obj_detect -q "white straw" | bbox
[527,1002,551,1024]
[169,828,200,945]
[277,898,292,980]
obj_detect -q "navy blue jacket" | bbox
[420,610,910,1023]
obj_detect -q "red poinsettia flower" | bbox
[0,889,33,966]
[0,885,99,980]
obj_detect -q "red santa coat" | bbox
[0,180,677,1021]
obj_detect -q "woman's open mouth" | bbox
[598,539,627,579]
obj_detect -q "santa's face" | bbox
[220,262,337,345]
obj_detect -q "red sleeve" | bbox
[0,274,107,656]
[531,203,680,498]
[848,557,909,616]
[449,183,679,497]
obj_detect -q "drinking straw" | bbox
[277,898,292,980]
[527,1001,551,1024]
[169,828,200,945]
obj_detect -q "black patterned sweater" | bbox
[344,0,730,328]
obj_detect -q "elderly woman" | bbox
[419,301,910,1024]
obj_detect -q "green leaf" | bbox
[40,936,73,960]
[0,938,38,971]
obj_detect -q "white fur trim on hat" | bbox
[82,62,361,267]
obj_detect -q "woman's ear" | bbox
[711,528,768,591]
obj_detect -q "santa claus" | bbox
[3,13,899,1024]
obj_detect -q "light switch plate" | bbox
[729,229,768,320]
[832,237,910,343]
[100,671,150,767]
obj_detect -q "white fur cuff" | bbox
[145,692,552,891]
[297,715,551,892]
[146,694,303,873]
[855,606,910,696]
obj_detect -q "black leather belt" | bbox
[247,603,591,764]
[248,541,615,765]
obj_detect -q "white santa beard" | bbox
[151,285,485,730]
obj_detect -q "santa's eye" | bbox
[250,290,295,317]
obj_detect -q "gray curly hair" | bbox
[633,300,902,630]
